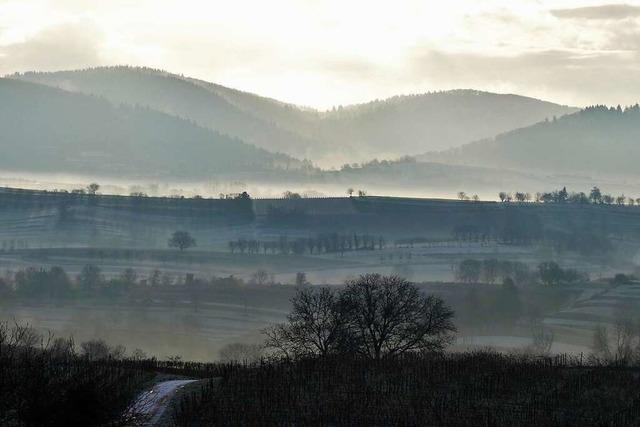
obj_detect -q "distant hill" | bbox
[323,158,550,195]
[315,90,577,160]
[0,78,301,179]
[13,67,577,165]
[13,67,324,161]
[422,105,640,177]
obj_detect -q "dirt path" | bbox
[125,379,197,426]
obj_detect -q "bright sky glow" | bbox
[1,0,640,108]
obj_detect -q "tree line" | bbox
[457,186,640,206]
[499,186,640,205]
[0,265,271,299]
[454,259,587,286]
[228,233,386,255]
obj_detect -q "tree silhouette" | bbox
[264,275,456,360]
[86,183,100,195]
[264,287,346,358]
[589,186,602,204]
[340,274,456,359]
[168,231,196,251]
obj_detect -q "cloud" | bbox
[0,23,103,75]
[606,28,640,50]
[409,48,640,106]
[551,4,640,20]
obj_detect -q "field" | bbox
[545,283,640,341]
[2,188,640,359]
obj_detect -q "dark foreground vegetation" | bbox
[172,276,640,425]
[5,273,640,426]
[6,316,640,426]
[0,322,152,426]
[173,353,640,427]
[5,326,640,426]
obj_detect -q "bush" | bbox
[0,322,151,426]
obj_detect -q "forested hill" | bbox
[0,78,301,178]
[423,105,640,177]
[13,67,325,161]
[13,67,577,165]
[316,90,577,159]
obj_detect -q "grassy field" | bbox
[2,189,640,362]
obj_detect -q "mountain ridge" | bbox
[0,77,304,179]
[12,66,578,165]
[420,104,640,177]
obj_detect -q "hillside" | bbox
[423,105,640,177]
[13,67,326,161]
[3,187,640,249]
[0,78,300,178]
[326,158,547,191]
[13,67,577,165]
[316,90,578,160]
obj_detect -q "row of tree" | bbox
[457,186,640,206]
[455,259,532,285]
[495,187,640,206]
[454,259,587,286]
[0,265,144,298]
[0,265,261,298]
[228,233,386,255]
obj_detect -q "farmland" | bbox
[2,188,640,358]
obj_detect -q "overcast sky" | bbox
[1,0,640,109]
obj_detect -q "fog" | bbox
[2,174,639,361]
[5,3,640,424]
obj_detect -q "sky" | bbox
[1,0,640,109]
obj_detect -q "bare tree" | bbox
[49,336,76,359]
[613,318,636,362]
[168,231,196,251]
[515,192,527,202]
[86,183,100,195]
[591,325,612,361]
[130,348,148,361]
[530,325,554,355]
[250,269,272,286]
[80,339,123,361]
[264,287,347,358]
[264,275,456,360]
[456,259,482,284]
[295,272,309,287]
[340,274,456,359]
[219,342,264,363]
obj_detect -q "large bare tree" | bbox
[341,274,456,359]
[264,287,347,359]
[264,274,456,360]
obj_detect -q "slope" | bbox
[13,68,577,165]
[423,105,640,177]
[0,78,299,179]
[316,90,578,160]
[13,67,323,161]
